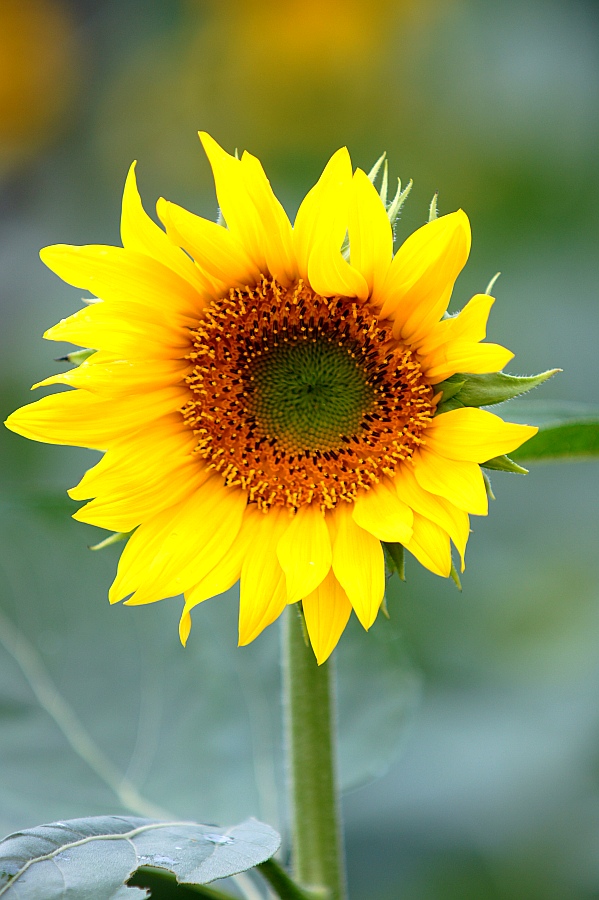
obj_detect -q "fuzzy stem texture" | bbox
[282,606,347,900]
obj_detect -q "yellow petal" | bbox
[69,414,194,499]
[34,354,191,396]
[40,244,205,321]
[329,503,384,630]
[112,476,247,605]
[179,610,192,647]
[412,448,488,516]
[200,132,297,283]
[180,507,260,645]
[303,570,352,665]
[156,197,259,290]
[240,150,298,285]
[307,238,369,300]
[421,342,514,383]
[199,132,267,273]
[426,408,538,462]
[393,464,470,567]
[417,293,495,357]
[405,513,452,577]
[239,506,290,645]
[120,161,206,293]
[352,477,413,543]
[293,147,353,282]
[378,211,471,343]
[349,167,393,298]
[43,301,192,359]
[5,387,187,450]
[276,504,331,604]
[73,458,207,532]
[448,293,495,341]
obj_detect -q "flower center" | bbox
[182,278,435,510]
[247,339,374,453]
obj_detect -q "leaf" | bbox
[512,419,599,461]
[434,370,559,413]
[497,400,599,462]
[0,815,279,898]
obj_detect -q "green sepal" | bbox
[380,594,391,619]
[367,151,386,189]
[449,561,462,591]
[387,178,412,229]
[435,397,465,414]
[55,348,96,366]
[366,151,413,229]
[482,470,496,501]
[383,542,405,581]
[434,369,560,414]
[428,192,439,222]
[481,454,529,474]
[88,531,131,551]
[435,377,465,405]
[296,601,311,648]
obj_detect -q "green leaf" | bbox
[0,815,279,898]
[434,369,559,412]
[481,454,529,474]
[494,400,599,462]
[512,419,599,462]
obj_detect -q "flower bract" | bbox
[5,134,537,663]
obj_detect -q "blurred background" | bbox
[1,1,598,897]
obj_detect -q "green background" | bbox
[1,1,598,897]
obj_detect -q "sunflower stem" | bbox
[282,606,347,900]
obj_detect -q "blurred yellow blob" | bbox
[95,0,439,187]
[0,0,79,176]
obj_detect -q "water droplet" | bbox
[204,833,234,845]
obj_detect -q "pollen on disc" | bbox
[182,278,435,511]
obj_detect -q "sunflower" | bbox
[5,134,537,663]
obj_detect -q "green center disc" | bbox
[248,339,375,452]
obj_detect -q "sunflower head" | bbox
[5,133,540,664]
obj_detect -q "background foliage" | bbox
[1,1,598,897]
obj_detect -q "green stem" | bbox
[282,606,347,900]
[129,866,234,898]
[257,858,319,899]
